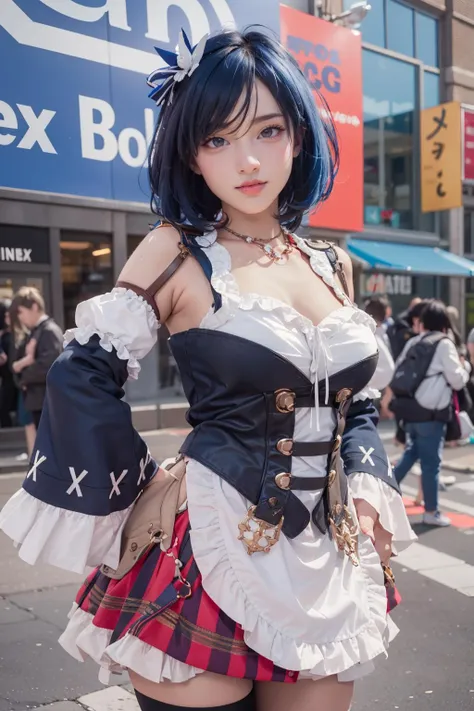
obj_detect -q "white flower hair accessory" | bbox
[147,29,209,106]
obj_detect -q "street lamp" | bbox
[316,1,372,29]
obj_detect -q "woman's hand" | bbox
[354,498,393,565]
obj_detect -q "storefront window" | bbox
[416,11,439,67]
[465,211,474,255]
[423,71,440,109]
[363,50,415,230]
[387,1,414,58]
[61,231,113,329]
[344,0,385,47]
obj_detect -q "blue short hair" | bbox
[149,29,339,233]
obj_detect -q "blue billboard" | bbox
[0,1,280,203]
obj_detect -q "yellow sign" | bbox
[421,101,462,213]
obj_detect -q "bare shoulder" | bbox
[118,223,186,289]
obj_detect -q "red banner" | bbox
[280,5,363,232]
[464,108,474,182]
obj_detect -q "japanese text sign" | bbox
[421,102,462,213]
[463,107,474,183]
[280,5,363,232]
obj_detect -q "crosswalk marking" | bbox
[394,542,474,597]
[79,686,139,711]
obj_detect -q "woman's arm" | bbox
[0,224,192,574]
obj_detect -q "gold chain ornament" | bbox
[328,503,359,567]
[238,506,284,555]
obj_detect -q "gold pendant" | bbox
[328,504,359,566]
[238,505,283,555]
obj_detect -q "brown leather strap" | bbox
[116,243,191,322]
[335,260,350,298]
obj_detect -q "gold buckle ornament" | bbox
[275,389,296,413]
[328,504,359,566]
[238,505,283,555]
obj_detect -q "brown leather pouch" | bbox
[101,454,186,580]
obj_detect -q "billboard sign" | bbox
[280,5,364,232]
[0,1,280,203]
[463,107,474,183]
[421,102,462,213]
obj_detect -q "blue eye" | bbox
[260,125,285,139]
[204,136,228,148]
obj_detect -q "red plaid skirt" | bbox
[74,511,400,683]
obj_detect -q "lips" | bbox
[236,180,267,195]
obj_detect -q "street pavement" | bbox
[1,427,474,711]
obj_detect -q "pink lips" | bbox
[236,180,267,196]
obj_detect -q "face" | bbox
[194,80,298,218]
[17,305,38,329]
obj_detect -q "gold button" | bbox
[275,389,296,413]
[335,387,352,403]
[130,542,138,552]
[275,473,291,490]
[276,438,293,456]
[328,469,337,486]
[334,434,342,450]
[269,497,279,507]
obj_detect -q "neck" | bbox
[220,203,282,242]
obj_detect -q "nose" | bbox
[236,144,260,175]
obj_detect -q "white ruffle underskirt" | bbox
[0,488,130,574]
[186,460,400,682]
[59,603,204,685]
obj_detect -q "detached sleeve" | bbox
[343,398,416,553]
[0,288,160,574]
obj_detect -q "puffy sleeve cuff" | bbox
[64,288,159,380]
[0,333,158,574]
[0,488,131,574]
[349,472,417,553]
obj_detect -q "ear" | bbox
[293,128,304,158]
[190,158,202,176]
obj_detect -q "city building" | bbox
[2,0,474,412]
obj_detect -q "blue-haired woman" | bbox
[0,28,415,711]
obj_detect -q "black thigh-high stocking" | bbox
[134,689,256,711]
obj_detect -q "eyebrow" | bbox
[252,113,284,125]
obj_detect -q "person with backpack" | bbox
[391,300,470,526]
[387,297,425,361]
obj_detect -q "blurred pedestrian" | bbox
[9,307,36,457]
[10,287,63,430]
[364,296,395,418]
[391,301,470,526]
[0,300,18,428]
[387,297,425,361]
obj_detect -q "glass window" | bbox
[363,50,416,230]
[344,0,385,47]
[387,1,414,57]
[423,71,440,109]
[416,12,438,67]
[60,231,113,329]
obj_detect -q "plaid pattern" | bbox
[75,511,401,682]
[75,511,297,683]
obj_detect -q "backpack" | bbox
[391,332,447,398]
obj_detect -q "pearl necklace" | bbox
[222,225,294,265]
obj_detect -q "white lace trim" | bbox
[59,604,204,684]
[353,387,381,403]
[349,472,417,554]
[187,463,398,679]
[64,288,159,380]
[0,488,131,574]
[197,231,376,339]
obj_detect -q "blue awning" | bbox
[347,239,474,277]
